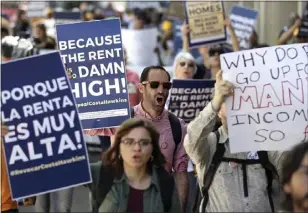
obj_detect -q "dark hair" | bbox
[281,141,308,211]
[102,118,166,178]
[36,23,46,32]
[1,27,9,38]
[133,8,148,22]
[17,9,26,21]
[140,65,171,82]
[35,23,47,38]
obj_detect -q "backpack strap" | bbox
[156,166,175,212]
[130,107,135,118]
[168,112,182,152]
[199,130,225,213]
[92,164,114,213]
[257,151,278,213]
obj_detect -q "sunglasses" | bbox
[179,61,195,68]
[142,81,172,90]
[209,48,224,57]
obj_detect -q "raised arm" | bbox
[181,24,191,53]
[277,18,301,45]
[225,17,240,52]
[184,71,233,170]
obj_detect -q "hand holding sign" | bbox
[181,24,191,37]
[1,123,8,136]
[221,43,308,153]
[212,71,233,112]
[224,17,231,28]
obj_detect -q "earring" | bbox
[118,154,121,159]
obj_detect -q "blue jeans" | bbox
[35,188,73,212]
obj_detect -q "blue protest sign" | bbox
[54,11,81,25]
[228,6,259,49]
[1,52,91,200]
[56,19,130,129]
[168,79,215,123]
[1,13,9,20]
[184,1,227,48]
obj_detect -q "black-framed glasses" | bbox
[179,61,195,68]
[142,81,172,90]
[209,48,224,57]
[121,138,152,147]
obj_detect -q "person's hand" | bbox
[1,123,8,137]
[23,197,36,206]
[294,17,302,27]
[212,71,233,112]
[66,70,73,79]
[224,17,232,28]
[181,24,190,37]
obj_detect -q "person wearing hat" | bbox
[157,20,174,66]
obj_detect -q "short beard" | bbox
[152,100,164,113]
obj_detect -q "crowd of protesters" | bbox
[1,1,308,213]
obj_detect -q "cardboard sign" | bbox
[184,1,226,48]
[227,6,259,49]
[168,79,215,123]
[220,44,308,153]
[27,1,48,18]
[56,19,131,129]
[1,52,91,200]
[121,28,159,66]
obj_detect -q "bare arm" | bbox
[225,18,240,52]
[181,24,190,53]
[277,18,301,45]
[174,171,189,213]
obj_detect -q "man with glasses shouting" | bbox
[86,66,189,213]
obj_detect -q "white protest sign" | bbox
[121,28,159,67]
[27,1,48,18]
[221,43,308,153]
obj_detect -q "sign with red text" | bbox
[221,43,308,153]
